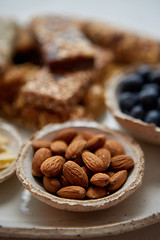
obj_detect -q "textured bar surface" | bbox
[30,15,96,72]
[20,46,113,112]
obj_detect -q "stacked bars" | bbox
[81,21,160,64]
[0,19,17,75]
[30,15,96,72]
[20,46,112,113]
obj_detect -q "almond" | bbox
[107,170,128,192]
[59,173,70,187]
[57,186,86,200]
[81,165,92,177]
[40,156,65,177]
[53,128,77,143]
[32,140,51,152]
[95,148,111,171]
[73,156,83,166]
[43,176,61,193]
[106,171,115,178]
[86,134,106,151]
[65,138,86,159]
[79,130,95,140]
[104,139,125,157]
[32,148,52,177]
[63,161,88,187]
[86,186,107,199]
[50,140,67,156]
[90,173,110,187]
[82,151,104,172]
[110,154,134,170]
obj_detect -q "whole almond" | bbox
[50,140,67,156]
[107,170,128,192]
[53,128,77,143]
[90,173,110,187]
[95,148,111,171]
[43,176,61,193]
[63,161,88,187]
[104,139,125,156]
[41,156,65,177]
[87,186,107,199]
[86,134,106,151]
[57,186,86,200]
[82,151,104,172]
[110,155,134,170]
[32,140,51,152]
[32,148,52,177]
[65,138,86,159]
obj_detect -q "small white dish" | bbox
[0,121,22,183]
[105,65,160,145]
[16,120,144,212]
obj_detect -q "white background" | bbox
[1,0,160,239]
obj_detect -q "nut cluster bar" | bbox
[81,20,160,64]
[0,18,17,75]
[20,46,112,113]
[30,15,96,72]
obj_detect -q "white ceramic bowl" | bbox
[105,65,160,145]
[16,120,144,212]
[0,121,22,183]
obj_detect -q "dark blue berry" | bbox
[149,70,160,85]
[139,88,159,109]
[144,110,160,127]
[137,65,151,82]
[157,97,160,110]
[119,92,139,113]
[129,104,145,120]
[120,73,143,92]
[142,83,160,92]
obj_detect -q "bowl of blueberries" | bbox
[105,65,160,145]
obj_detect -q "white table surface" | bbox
[1,0,160,239]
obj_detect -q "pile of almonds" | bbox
[31,128,134,200]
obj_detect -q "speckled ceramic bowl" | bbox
[0,121,22,183]
[105,65,160,145]
[16,120,144,212]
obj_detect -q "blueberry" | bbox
[144,110,160,127]
[119,92,139,113]
[137,65,151,82]
[157,97,160,110]
[149,70,160,85]
[139,88,159,109]
[120,73,143,92]
[142,83,159,92]
[129,104,145,120]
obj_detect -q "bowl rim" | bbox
[16,120,144,212]
[0,120,22,183]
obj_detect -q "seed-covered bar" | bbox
[30,15,96,72]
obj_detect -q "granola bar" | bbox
[81,21,160,64]
[0,64,39,102]
[20,46,113,112]
[30,15,96,72]
[0,18,18,75]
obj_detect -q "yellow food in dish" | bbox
[0,134,16,170]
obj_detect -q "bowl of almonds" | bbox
[16,120,144,212]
